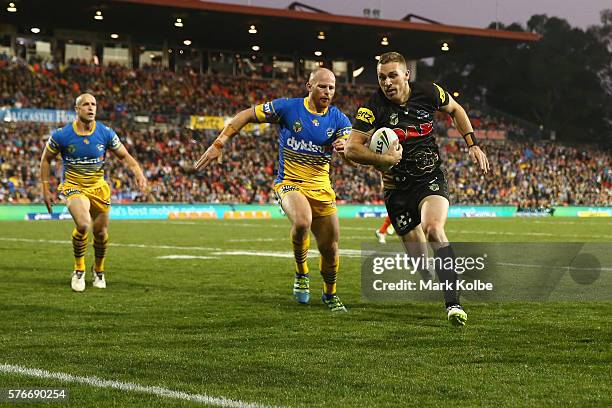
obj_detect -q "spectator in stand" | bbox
[0,57,609,207]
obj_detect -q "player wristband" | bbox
[463,132,478,147]
[212,139,224,149]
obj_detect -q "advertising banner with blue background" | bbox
[0,108,76,123]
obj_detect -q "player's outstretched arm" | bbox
[39,146,58,214]
[345,129,402,171]
[440,96,490,174]
[194,108,256,171]
[111,145,148,191]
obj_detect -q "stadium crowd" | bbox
[1,121,609,207]
[0,58,610,207]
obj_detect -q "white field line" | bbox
[0,237,221,252]
[2,237,610,261]
[0,237,364,258]
[227,238,281,242]
[0,363,281,408]
[157,255,219,260]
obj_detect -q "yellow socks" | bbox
[72,229,88,271]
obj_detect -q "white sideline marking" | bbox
[157,255,218,260]
[214,249,362,259]
[122,221,200,225]
[0,237,221,251]
[227,238,281,242]
[0,363,279,408]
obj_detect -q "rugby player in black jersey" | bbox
[345,52,489,326]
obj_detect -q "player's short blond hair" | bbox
[378,52,407,70]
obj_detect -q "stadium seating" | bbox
[0,57,610,206]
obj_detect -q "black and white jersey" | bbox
[353,82,450,189]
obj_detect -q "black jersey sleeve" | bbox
[432,82,450,109]
[352,93,379,133]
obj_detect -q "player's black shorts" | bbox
[384,169,450,236]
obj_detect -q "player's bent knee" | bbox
[293,219,311,234]
[318,241,338,258]
[423,222,446,242]
[75,223,90,234]
[93,228,108,239]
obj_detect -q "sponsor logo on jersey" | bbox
[415,109,431,120]
[326,128,334,138]
[390,113,399,125]
[62,188,82,197]
[287,137,326,154]
[279,184,300,195]
[64,156,103,165]
[429,183,440,191]
[293,120,303,133]
[356,107,375,124]
[67,144,76,154]
[97,144,105,151]
[393,121,434,140]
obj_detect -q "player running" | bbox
[195,68,352,312]
[40,93,147,292]
[345,52,489,325]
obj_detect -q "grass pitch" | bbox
[0,217,610,407]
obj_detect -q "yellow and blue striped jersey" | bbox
[46,121,122,188]
[254,97,351,188]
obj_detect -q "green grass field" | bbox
[0,217,611,407]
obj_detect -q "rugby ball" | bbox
[369,127,399,155]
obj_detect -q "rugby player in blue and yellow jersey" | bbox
[40,93,147,292]
[195,68,351,312]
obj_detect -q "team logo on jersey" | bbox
[67,144,76,154]
[356,107,375,124]
[326,128,334,138]
[312,119,320,127]
[293,120,303,133]
[262,102,273,115]
[414,149,439,173]
[83,138,90,145]
[390,113,399,125]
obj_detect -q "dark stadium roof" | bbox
[2,0,540,60]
